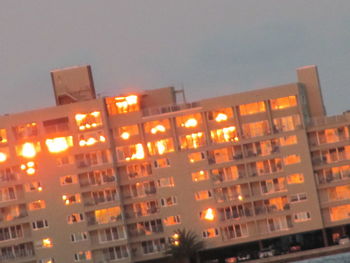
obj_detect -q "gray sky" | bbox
[1,1,349,115]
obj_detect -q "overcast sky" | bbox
[1,1,349,115]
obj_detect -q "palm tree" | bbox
[166,228,204,263]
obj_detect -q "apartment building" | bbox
[0,64,349,263]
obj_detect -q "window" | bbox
[35,238,53,248]
[29,200,46,210]
[43,117,69,134]
[200,208,215,221]
[273,115,301,132]
[116,144,145,161]
[13,122,38,140]
[78,169,115,187]
[239,101,265,115]
[154,158,170,168]
[221,224,248,240]
[99,226,126,243]
[0,147,8,163]
[56,156,74,166]
[202,228,219,238]
[78,131,106,147]
[24,181,42,192]
[0,225,22,242]
[60,175,77,185]
[328,185,350,201]
[330,204,350,222]
[160,196,177,207]
[0,128,7,144]
[0,186,16,202]
[62,193,80,205]
[75,150,109,167]
[270,96,297,110]
[157,177,175,187]
[126,163,152,179]
[144,119,170,134]
[176,113,202,128]
[16,142,41,158]
[106,95,139,115]
[195,190,212,200]
[179,132,205,149]
[118,125,139,140]
[287,173,304,184]
[75,111,102,131]
[211,126,238,144]
[242,120,269,138]
[208,108,233,122]
[94,207,122,224]
[71,232,88,242]
[279,135,298,146]
[290,193,307,203]
[141,238,166,254]
[284,154,301,165]
[32,219,48,230]
[102,246,129,260]
[294,212,311,222]
[74,251,92,261]
[163,215,181,226]
[188,152,206,163]
[68,213,84,224]
[192,170,209,182]
[147,138,174,155]
[45,136,73,153]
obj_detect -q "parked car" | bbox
[289,243,302,252]
[258,247,276,258]
[338,235,350,245]
[225,257,237,263]
[237,252,251,261]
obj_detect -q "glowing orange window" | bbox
[62,194,81,205]
[270,96,297,110]
[0,148,9,163]
[279,135,298,146]
[46,136,73,153]
[163,215,181,226]
[176,113,202,128]
[144,119,170,134]
[147,138,174,155]
[211,126,238,143]
[116,144,145,161]
[192,170,209,182]
[203,228,219,238]
[75,111,102,131]
[78,132,105,147]
[284,155,301,165]
[200,208,215,221]
[179,132,205,150]
[105,95,139,115]
[16,142,41,159]
[0,129,7,144]
[188,152,205,163]
[239,101,266,115]
[118,125,139,140]
[287,173,304,184]
[208,108,233,122]
[29,200,46,210]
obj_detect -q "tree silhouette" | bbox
[166,228,204,263]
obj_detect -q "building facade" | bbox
[0,65,349,263]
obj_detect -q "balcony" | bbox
[254,203,290,216]
[128,226,164,238]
